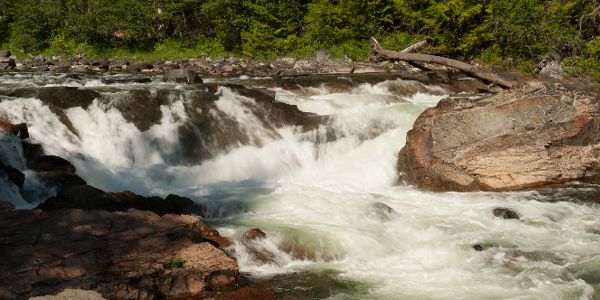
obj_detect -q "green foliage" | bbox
[45,31,85,57]
[0,0,598,78]
[167,258,183,269]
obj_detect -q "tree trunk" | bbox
[370,37,516,89]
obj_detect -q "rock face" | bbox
[39,185,207,216]
[0,207,240,299]
[29,289,106,300]
[398,82,600,192]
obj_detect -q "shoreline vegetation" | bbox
[0,0,599,78]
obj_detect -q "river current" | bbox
[1,73,599,299]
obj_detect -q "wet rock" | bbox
[472,244,485,251]
[368,202,396,221]
[110,89,167,131]
[30,289,106,300]
[128,61,154,73]
[0,122,28,139]
[28,155,76,174]
[398,82,600,192]
[0,208,238,299]
[242,228,267,242]
[208,287,277,300]
[36,87,101,109]
[0,200,15,211]
[163,68,203,83]
[492,207,520,220]
[40,185,207,216]
[471,243,498,251]
[1,164,25,188]
[21,141,44,161]
[100,75,152,85]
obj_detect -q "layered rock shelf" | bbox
[0,124,274,299]
[397,81,600,192]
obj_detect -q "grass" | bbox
[167,258,184,269]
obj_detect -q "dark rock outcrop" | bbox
[493,207,520,220]
[0,208,240,299]
[36,87,101,109]
[0,164,25,188]
[368,202,397,221]
[39,185,207,216]
[398,82,600,192]
[0,122,29,139]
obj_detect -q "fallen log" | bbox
[370,37,516,89]
[401,39,428,53]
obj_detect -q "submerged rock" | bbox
[242,228,267,242]
[492,207,520,220]
[398,82,600,192]
[368,202,397,221]
[0,164,24,188]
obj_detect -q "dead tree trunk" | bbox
[370,37,516,89]
[401,40,428,53]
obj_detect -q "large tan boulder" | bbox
[398,82,600,192]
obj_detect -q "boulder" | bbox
[28,155,76,174]
[492,207,520,220]
[368,202,396,221]
[163,68,203,83]
[398,82,600,192]
[128,61,154,73]
[36,87,101,109]
[0,57,16,69]
[241,228,267,242]
[0,208,239,299]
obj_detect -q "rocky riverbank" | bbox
[0,125,276,299]
[397,78,600,192]
[0,50,399,77]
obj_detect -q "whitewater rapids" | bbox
[0,73,599,299]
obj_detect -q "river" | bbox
[1,73,599,299]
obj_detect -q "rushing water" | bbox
[1,73,600,299]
